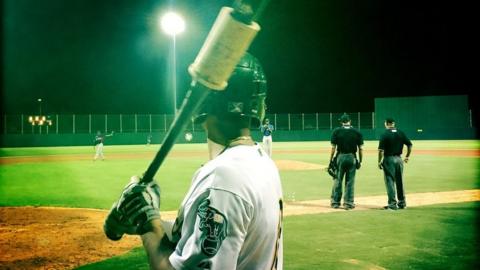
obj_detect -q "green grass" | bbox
[283,202,480,270]
[1,140,478,209]
[77,202,480,270]
[1,140,479,269]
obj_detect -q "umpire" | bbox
[378,117,412,210]
[329,113,363,210]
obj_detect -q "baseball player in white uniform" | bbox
[93,131,113,161]
[104,53,283,269]
[261,118,274,157]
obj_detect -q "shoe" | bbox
[398,205,407,209]
[331,205,340,209]
[383,206,398,210]
[344,205,355,210]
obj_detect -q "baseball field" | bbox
[1,140,479,269]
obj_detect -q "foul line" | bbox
[6,189,478,221]
[158,189,480,220]
[282,189,480,216]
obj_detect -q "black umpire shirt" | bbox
[378,128,412,156]
[331,126,364,154]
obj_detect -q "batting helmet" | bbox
[194,52,267,125]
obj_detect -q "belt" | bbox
[338,152,355,155]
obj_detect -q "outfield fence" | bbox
[2,112,383,135]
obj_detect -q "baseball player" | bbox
[378,117,412,210]
[93,131,113,161]
[105,53,283,269]
[147,134,152,146]
[329,113,363,210]
[261,118,274,157]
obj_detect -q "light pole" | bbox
[38,98,42,134]
[38,98,42,115]
[160,12,185,115]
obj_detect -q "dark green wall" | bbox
[375,95,471,130]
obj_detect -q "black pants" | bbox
[382,156,406,208]
[331,153,356,207]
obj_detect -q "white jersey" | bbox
[168,144,283,270]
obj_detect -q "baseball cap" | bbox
[385,117,395,124]
[338,113,351,123]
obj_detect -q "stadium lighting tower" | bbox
[160,11,185,115]
[38,98,42,115]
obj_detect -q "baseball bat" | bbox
[104,0,269,241]
[141,0,268,184]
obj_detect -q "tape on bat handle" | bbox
[188,7,260,91]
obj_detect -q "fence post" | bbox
[316,113,318,130]
[105,114,108,133]
[358,112,361,129]
[329,113,333,130]
[164,114,167,131]
[470,109,473,128]
[149,114,152,133]
[56,114,59,134]
[372,112,375,129]
[274,114,277,130]
[21,114,24,134]
[135,114,138,133]
[120,114,123,133]
[73,114,76,134]
[302,113,305,130]
[192,118,195,132]
[288,113,291,131]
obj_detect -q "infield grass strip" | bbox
[0,156,202,210]
[77,202,480,270]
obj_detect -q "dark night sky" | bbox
[1,0,477,115]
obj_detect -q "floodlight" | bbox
[160,12,185,36]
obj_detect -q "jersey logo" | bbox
[197,199,228,257]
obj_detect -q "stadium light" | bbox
[159,12,185,115]
[29,98,52,131]
[38,98,43,115]
[160,12,185,36]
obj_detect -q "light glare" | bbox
[160,12,185,36]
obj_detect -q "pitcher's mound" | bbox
[0,206,141,270]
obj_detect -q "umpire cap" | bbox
[338,113,351,123]
[385,117,395,124]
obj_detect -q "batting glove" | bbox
[104,176,161,240]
